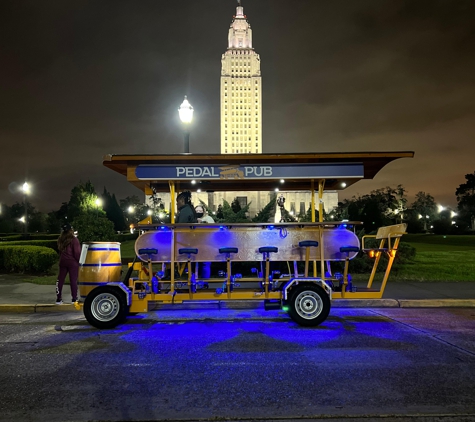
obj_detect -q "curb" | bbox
[332,299,399,308]
[0,304,79,313]
[398,299,475,308]
[1,299,475,314]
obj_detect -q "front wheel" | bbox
[84,286,127,329]
[287,284,330,327]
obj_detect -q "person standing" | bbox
[175,191,197,223]
[56,224,81,304]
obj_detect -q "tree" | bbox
[456,172,475,230]
[252,194,277,223]
[215,200,250,223]
[10,201,36,233]
[46,211,62,233]
[0,204,14,233]
[67,181,101,222]
[102,188,126,232]
[216,205,224,219]
[298,206,320,223]
[120,195,151,225]
[28,211,48,233]
[231,198,242,213]
[410,191,437,232]
[334,185,407,232]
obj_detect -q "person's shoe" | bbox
[72,298,78,303]
[55,299,63,305]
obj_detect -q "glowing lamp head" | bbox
[22,182,30,194]
[178,96,194,124]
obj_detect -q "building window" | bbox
[300,202,306,216]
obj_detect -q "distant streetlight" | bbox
[21,182,30,234]
[128,206,134,214]
[178,96,194,153]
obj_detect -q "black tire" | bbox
[84,286,128,329]
[287,283,330,327]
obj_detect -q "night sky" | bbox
[2,0,474,212]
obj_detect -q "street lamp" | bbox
[178,96,194,153]
[21,182,30,234]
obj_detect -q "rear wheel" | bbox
[287,284,330,327]
[84,286,127,329]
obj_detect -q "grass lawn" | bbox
[386,234,475,282]
[11,235,475,285]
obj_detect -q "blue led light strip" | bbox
[81,263,122,267]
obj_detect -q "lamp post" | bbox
[178,96,194,153]
[21,182,30,234]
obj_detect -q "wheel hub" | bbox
[295,291,323,319]
[91,294,119,322]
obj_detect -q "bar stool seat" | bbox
[138,248,158,256]
[298,241,319,248]
[219,247,238,255]
[340,246,359,254]
[178,248,198,255]
[258,246,278,254]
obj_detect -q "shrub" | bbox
[30,234,60,240]
[73,213,117,243]
[0,240,58,252]
[0,234,22,241]
[0,246,58,273]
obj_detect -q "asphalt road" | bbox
[0,308,474,422]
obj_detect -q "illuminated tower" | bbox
[220,1,262,154]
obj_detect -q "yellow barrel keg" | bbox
[78,242,122,299]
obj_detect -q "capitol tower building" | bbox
[152,2,337,219]
[220,1,262,154]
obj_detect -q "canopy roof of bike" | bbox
[103,151,414,193]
